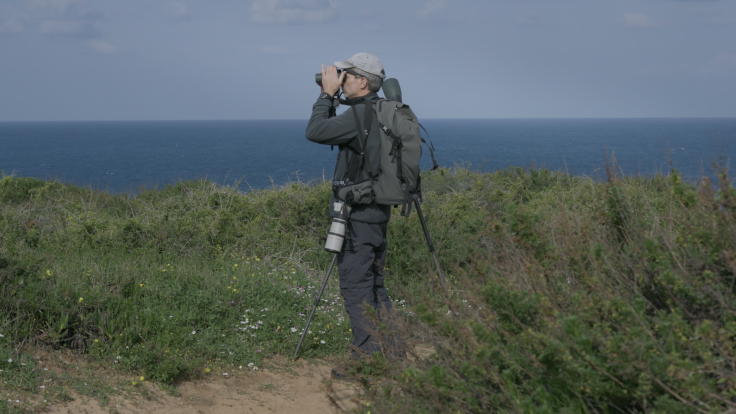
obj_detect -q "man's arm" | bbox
[305,64,357,146]
[305,99,359,145]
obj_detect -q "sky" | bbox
[1,0,735,121]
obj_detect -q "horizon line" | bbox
[2,116,736,123]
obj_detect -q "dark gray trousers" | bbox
[337,220,393,358]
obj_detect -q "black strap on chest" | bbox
[333,97,378,186]
[350,100,375,180]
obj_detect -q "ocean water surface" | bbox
[0,118,734,193]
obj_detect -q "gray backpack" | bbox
[342,97,437,216]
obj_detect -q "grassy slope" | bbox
[1,165,735,413]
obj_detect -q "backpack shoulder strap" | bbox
[350,105,374,183]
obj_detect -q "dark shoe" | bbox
[331,367,376,385]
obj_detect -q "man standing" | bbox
[305,53,396,382]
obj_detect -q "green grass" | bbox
[2,163,736,413]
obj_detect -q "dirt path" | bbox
[47,359,361,414]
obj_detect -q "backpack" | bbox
[343,97,438,217]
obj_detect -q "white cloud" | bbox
[260,45,293,55]
[164,1,190,19]
[697,12,735,25]
[0,16,24,34]
[417,0,460,24]
[517,7,540,26]
[418,0,445,23]
[700,53,736,74]
[622,12,658,29]
[708,15,734,25]
[30,0,90,15]
[249,0,339,24]
[0,6,26,34]
[39,19,83,35]
[5,1,113,54]
[363,22,381,32]
[87,39,115,55]
[39,19,101,37]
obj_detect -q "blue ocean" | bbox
[1,118,734,194]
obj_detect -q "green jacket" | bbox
[305,92,391,223]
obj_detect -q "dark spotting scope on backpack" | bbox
[381,78,402,103]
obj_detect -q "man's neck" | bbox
[346,90,372,99]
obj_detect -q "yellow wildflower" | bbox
[78,297,83,303]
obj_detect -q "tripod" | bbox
[292,197,445,360]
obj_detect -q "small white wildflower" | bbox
[39,385,45,389]
[191,330,196,335]
[0,334,4,338]
[239,365,243,369]
[290,327,297,333]
[7,358,11,363]
[222,373,228,376]
[320,340,326,344]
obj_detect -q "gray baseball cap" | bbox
[335,53,386,79]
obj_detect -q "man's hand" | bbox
[321,64,345,97]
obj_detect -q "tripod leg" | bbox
[293,254,338,360]
[413,199,447,290]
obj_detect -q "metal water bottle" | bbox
[324,201,348,253]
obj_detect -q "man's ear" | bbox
[360,77,369,90]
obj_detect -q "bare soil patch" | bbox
[12,352,361,414]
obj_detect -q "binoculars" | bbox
[314,70,341,86]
